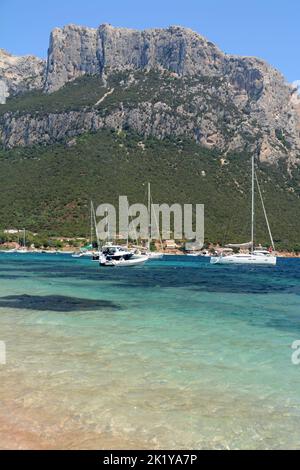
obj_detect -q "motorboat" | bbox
[99,244,148,267]
[100,254,149,267]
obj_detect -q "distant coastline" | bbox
[0,246,299,258]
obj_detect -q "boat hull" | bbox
[147,253,164,260]
[210,255,277,266]
[100,255,148,267]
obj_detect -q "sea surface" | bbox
[0,253,299,449]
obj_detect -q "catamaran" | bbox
[210,155,277,266]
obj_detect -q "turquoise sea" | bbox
[0,253,299,449]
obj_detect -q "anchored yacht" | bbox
[210,155,277,266]
[99,244,148,267]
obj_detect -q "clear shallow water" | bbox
[0,253,300,449]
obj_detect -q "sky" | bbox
[0,0,299,83]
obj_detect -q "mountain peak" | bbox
[0,23,299,165]
[0,48,45,103]
[44,22,226,93]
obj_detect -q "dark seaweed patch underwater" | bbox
[0,294,120,312]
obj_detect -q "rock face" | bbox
[0,24,300,165]
[0,49,45,102]
[45,25,100,92]
[0,80,9,104]
[44,24,225,92]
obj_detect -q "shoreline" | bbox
[0,249,299,258]
[0,400,148,450]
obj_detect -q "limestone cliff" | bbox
[0,24,300,165]
[0,49,45,103]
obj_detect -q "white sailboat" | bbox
[210,155,277,266]
[16,229,28,253]
[145,182,164,260]
[72,202,98,258]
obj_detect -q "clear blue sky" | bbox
[0,0,299,82]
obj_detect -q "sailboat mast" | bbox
[106,207,110,243]
[255,173,276,251]
[147,182,151,251]
[23,228,26,248]
[91,201,101,250]
[251,155,255,253]
[90,201,93,247]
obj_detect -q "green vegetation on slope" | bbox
[0,70,234,129]
[0,76,106,116]
[0,129,299,250]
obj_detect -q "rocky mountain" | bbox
[0,23,300,166]
[0,49,45,102]
[0,24,300,247]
